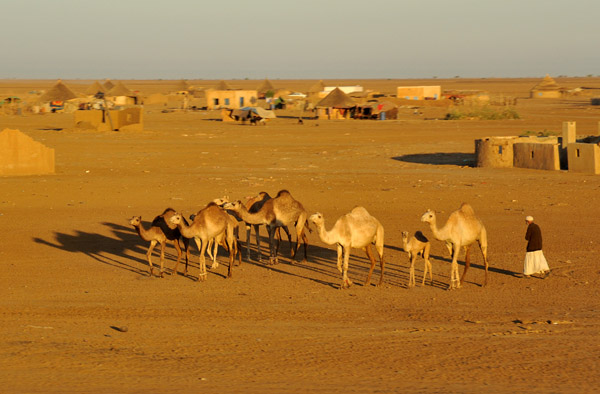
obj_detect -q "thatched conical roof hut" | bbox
[257,78,276,94]
[316,87,356,108]
[103,79,115,91]
[85,81,105,96]
[214,80,234,90]
[107,81,133,97]
[39,80,77,102]
[530,74,562,98]
[308,80,325,94]
[533,74,560,91]
[174,79,190,91]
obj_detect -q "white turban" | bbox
[525,216,534,222]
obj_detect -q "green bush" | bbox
[444,106,520,120]
[520,129,560,137]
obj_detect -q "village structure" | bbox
[2,75,600,176]
[475,121,600,174]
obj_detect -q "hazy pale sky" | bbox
[1,0,598,79]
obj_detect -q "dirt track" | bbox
[1,79,599,393]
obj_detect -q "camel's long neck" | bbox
[401,237,409,252]
[315,221,336,246]
[236,206,267,225]
[135,224,152,242]
[177,221,196,239]
[429,217,449,242]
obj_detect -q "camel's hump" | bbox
[276,189,291,197]
[459,203,476,216]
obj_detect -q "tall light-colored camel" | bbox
[309,207,385,289]
[223,190,308,265]
[401,231,432,288]
[169,202,235,281]
[129,208,190,277]
[420,203,489,289]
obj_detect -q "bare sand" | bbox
[1,78,599,393]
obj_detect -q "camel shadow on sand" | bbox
[32,221,184,277]
[392,153,475,167]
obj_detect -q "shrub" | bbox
[444,106,520,120]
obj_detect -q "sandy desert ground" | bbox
[1,78,599,393]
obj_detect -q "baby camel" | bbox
[401,231,432,287]
[421,203,489,289]
[129,208,190,277]
[309,207,385,289]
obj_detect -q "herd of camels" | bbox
[129,190,489,290]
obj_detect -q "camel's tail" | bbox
[375,224,384,258]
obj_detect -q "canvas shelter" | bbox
[357,101,398,120]
[224,106,276,123]
[530,75,562,98]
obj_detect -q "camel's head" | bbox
[212,196,229,206]
[420,210,435,223]
[401,231,409,240]
[169,213,183,226]
[223,200,243,211]
[309,212,324,226]
[129,216,141,226]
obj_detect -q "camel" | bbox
[188,197,242,269]
[238,192,291,262]
[206,212,242,269]
[223,190,308,265]
[309,207,385,289]
[169,202,235,281]
[401,231,432,288]
[420,203,489,289]
[129,208,190,277]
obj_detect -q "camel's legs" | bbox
[408,254,416,288]
[146,240,157,276]
[460,246,472,286]
[209,234,222,270]
[172,239,183,276]
[300,231,309,263]
[422,244,433,286]
[193,237,206,281]
[450,245,461,289]
[158,241,166,278]
[336,244,343,272]
[422,257,433,286]
[226,230,235,278]
[340,247,353,289]
[479,240,489,286]
[364,244,377,286]
[182,238,190,275]
[252,224,261,261]
[267,225,278,265]
[377,251,385,286]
